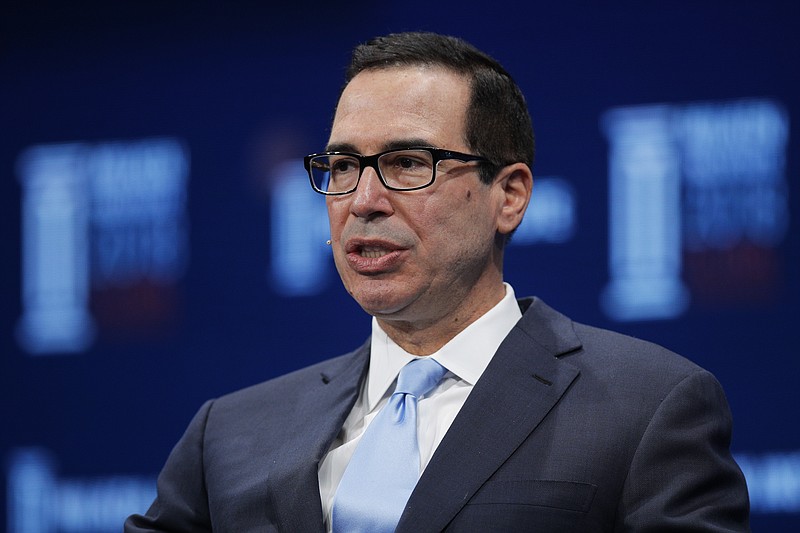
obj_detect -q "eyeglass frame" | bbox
[303,146,491,196]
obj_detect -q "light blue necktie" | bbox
[332,357,447,533]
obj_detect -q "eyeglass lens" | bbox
[310,149,435,193]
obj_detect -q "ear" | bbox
[494,163,533,236]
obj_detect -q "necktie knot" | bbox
[394,357,447,399]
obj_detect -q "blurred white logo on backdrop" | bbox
[601,99,789,321]
[16,138,190,355]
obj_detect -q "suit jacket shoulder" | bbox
[399,297,749,531]
[126,342,370,533]
[210,342,369,423]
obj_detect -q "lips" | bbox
[343,238,407,273]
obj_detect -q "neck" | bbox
[376,280,507,356]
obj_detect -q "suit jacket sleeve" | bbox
[124,400,214,533]
[618,369,750,531]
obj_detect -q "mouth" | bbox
[343,239,407,273]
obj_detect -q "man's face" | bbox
[326,66,507,334]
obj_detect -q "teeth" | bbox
[361,247,389,259]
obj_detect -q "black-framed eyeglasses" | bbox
[304,146,490,195]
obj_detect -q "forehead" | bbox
[329,66,471,153]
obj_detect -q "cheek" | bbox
[440,186,491,227]
[418,194,487,251]
[326,202,347,236]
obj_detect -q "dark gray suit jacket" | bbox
[125,297,750,531]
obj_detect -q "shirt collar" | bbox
[365,283,522,412]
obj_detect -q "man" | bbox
[126,32,750,531]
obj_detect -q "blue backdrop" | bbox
[2,2,798,531]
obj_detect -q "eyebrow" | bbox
[325,138,436,154]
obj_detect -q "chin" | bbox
[350,287,409,318]
[356,297,403,318]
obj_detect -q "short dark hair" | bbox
[342,31,535,184]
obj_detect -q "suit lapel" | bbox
[397,298,582,532]
[266,342,370,532]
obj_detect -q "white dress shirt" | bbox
[317,283,522,530]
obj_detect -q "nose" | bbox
[349,165,394,219]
